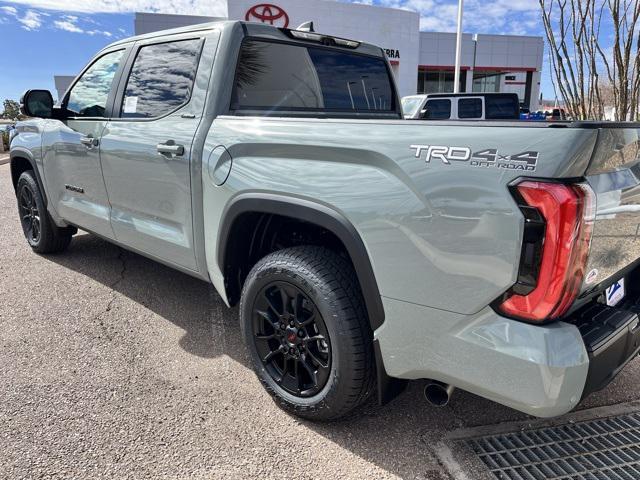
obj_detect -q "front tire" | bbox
[16,170,73,253]
[240,246,375,421]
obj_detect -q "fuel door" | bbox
[206,145,233,186]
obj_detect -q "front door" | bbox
[99,37,205,271]
[42,48,127,238]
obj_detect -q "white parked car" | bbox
[401,93,520,120]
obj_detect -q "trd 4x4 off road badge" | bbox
[409,145,539,171]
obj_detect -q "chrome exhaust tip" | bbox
[424,381,455,407]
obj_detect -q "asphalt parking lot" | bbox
[2,160,640,480]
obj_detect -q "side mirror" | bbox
[20,89,54,118]
[420,108,428,119]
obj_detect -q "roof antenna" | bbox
[297,21,314,32]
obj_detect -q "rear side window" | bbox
[485,95,519,119]
[423,99,451,119]
[232,39,395,113]
[458,98,483,119]
[120,39,202,118]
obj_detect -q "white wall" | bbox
[227,0,420,97]
[135,13,224,35]
[474,34,543,70]
[54,75,75,102]
[530,70,542,111]
[419,32,475,68]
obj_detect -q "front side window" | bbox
[458,98,483,119]
[121,39,201,118]
[233,40,395,113]
[423,99,451,119]
[66,49,124,118]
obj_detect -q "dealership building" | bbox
[55,0,544,110]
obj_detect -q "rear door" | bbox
[99,33,214,271]
[42,47,129,238]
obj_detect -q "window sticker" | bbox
[123,96,138,114]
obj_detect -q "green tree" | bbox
[2,99,21,119]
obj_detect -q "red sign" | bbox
[245,3,290,28]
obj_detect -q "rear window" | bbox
[458,98,482,119]
[423,99,451,120]
[485,95,519,119]
[232,39,395,113]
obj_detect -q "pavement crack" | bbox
[111,247,127,292]
[94,248,127,341]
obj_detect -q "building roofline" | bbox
[418,30,543,41]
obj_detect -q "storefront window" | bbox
[472,72,501,93]
[418,70,465,94]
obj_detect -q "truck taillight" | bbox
[497,180,595,322]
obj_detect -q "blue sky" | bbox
[0,0,555,103]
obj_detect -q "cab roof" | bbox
[105,20,385,58]
[108,20,231,47]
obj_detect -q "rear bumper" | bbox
[572,303,640,398]
[375,297,589,417]
[375,294,640,418]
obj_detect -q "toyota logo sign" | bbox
[245,3,290,28]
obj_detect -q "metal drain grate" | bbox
[463,412,640,480]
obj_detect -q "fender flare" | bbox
[217,193,385,331]
[10,149,48,206]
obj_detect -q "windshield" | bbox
[401,97,424,117]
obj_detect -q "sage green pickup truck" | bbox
[9,20,640,420]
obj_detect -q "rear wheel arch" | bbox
[217,193,385,331]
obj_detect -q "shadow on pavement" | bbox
[49,232,640,478]
[47,232,241,360]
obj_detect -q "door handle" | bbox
[80,135,99,147]
[157,141,184,157]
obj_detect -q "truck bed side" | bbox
[204,117,601,316]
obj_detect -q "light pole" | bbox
[453,0,464,93]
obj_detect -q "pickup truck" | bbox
[9,20,640,421]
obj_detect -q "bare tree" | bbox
[539,0,640,120]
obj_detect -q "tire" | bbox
[16,170,74,254]
[240,246,375,421]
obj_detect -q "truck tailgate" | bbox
[584,125,640,293]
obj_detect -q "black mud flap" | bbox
[373,339,408,405]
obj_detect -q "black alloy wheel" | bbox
[15,170,74,253]
[18,182,41,244]
[240,246,376,420]
[252,281,331,397]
